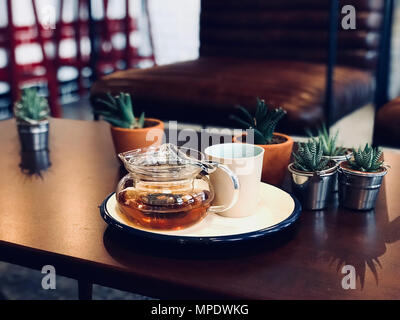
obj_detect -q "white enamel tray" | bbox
[100,182,302,244]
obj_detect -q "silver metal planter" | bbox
[288,162,338,210]
[338,163,387,211]
[322,151,353,192]
[17,121,49,151]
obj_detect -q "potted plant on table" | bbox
[338,144,388,210]
[308,125,352,192]
[288,139,339,210]
[14,88,50,151]
[308,124,351,161]
[96,92,164,154]
[231,98,293,186]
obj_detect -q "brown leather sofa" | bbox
[91,0,384,134]
[374,97,400,148]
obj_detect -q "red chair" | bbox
[124,0,156,68]
[92,0,155,78]
[53,0,91,96]
[1,0,61,117]
[0,23,11,119]
[1,0,61,116]
[94,0,125,76]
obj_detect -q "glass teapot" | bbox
[117,143,239,231]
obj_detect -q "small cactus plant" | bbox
[230,98,287,144]
[348,144,384,172]
[293,139,330,172]
[96,92,146,129]
[14,88,50,124]
[307,124,346,157]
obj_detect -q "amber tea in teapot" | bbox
[116,144,239,231]
[117,186,212,231]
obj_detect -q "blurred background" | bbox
[1,1,399,131]
[0,0,202,120]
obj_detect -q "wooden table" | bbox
[0,118,400,300]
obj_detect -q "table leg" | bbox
[78,280,93,300]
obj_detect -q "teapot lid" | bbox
[119,144,206,180]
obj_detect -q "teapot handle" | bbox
[202,162,240,214]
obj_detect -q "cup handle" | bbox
[203,162,240,214]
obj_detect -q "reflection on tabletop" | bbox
[19,149,51,178]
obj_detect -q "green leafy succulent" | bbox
[230,98,287,144]
[14,88,50,124]
[293,139,330,172]
[96,92,146,129]
[348,144,384,172]
[307,124,346,157]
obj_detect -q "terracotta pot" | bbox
[110,118,164,155]
[233,132,294,186]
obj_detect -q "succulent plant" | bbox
[230,98,287,144]
[14,88,50,124]
[96,92,146,129]
[293,139,330,172]
[348,144,384,172]
[307,124,347,157]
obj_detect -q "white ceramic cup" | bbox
[204,143,265,218]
